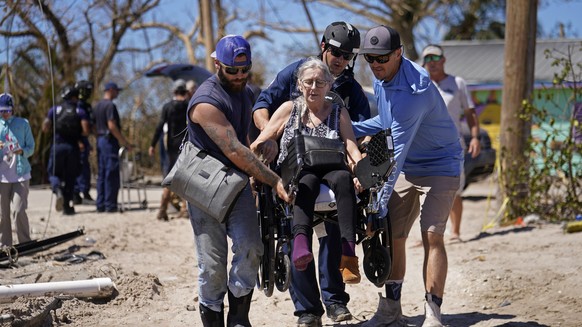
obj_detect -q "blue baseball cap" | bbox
[0,93,14,111]
[104,82,123,91]
[211,35,252,66]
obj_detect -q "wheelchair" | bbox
[256,129,396,296]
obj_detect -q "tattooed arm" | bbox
[189,102,291,203]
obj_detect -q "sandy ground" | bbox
[1,176,581,327]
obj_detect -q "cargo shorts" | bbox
[388,174,460,238]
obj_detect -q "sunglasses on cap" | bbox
[219,62,252,75]
[423,55,443,63]
[328,47,355,61]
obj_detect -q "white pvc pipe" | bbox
[0,278,117,304]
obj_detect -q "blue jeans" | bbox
[189,183,262,312]
[96,136,120,211]
[288,222,349,317]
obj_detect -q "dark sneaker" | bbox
[297,313,322,327]
[73,193,83,205]
[63,206,76,215]
[81,192,95,205]
[326,303,352,322]
[83,192,94,201]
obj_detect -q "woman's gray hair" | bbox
[294,57,334,125]
[296,57,334,84]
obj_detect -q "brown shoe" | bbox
[177,210,189,219]
[340,255,361,284]
[157,210,169,221]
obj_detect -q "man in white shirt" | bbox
[422,44,481,242]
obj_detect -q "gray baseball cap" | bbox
[360,25,401,55]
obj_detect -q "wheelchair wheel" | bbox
[363,216,392,287]
[363,241,391,287]
[274,241,291,292]
[257,186,275,297]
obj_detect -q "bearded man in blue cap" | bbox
[186,34,291,327]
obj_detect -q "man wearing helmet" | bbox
[42,85,91,215]
[252,21,370,327]
[253,21,370,130]
[73,80,95,205]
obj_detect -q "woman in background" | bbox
[0,93,35,247]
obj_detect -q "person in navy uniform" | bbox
[93,82,132,213]
[42,85,90,215]
[73,80,96,205]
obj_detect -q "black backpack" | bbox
[55,101,82,141]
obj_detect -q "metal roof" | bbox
[426,39,582,86]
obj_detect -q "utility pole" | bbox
[200,0,215,72]
[499,0,537,218]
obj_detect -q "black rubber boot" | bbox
[199,303,224,327]
[63,197,75,215]
[227,290,253,327]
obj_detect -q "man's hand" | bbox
[274,179,292,203]
[353,177,364,193]
[148,146,155,157]
[468,137,481,158]
[251,139,278,164]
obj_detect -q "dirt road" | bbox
[1,177,580,326]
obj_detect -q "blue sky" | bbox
[537,0,581,37]
[152,1,582,82]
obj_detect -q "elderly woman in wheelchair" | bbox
[251,57,364,284]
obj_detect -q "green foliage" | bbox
[513,42,582,222]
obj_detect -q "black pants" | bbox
[47,142,80,202]
[292,169,356,243]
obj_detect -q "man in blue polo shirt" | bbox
[354,26,463,327]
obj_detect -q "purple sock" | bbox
[292,233,313,270]
[342,240,356,257]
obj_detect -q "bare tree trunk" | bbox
[216,0,226,39]
[499,0,537,219]
[300,0,320,51]
[200,0,215,71]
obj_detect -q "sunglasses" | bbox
[363,53,392,64]
[423,55,443,63]
[301,79,328,88]
[0,110,12,114]
[329,47,355,61]
[219,62,252,75]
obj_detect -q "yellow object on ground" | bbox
[564,221,582,233]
